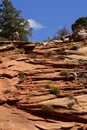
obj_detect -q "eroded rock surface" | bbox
[0,41,87,130]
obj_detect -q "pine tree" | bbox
[0,0,32,41]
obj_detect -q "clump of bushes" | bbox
[50,86,60,96]
[16,85,23,90]
[41,105,54,112]
[19,71,24,75]
[0,37,8,41]
[60,70,70,76]
[44,51,53,57]
[18,71,25,83]
[29,53,37,59]
[56,47,65,53]
[2,89,11,94]
[70,44,80,50]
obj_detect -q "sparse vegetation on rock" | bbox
[2,89,11,94]
[18,71,25,83]
[44,50,53,57]
[41,105,54,112]
[60,69,70,76]
[49,86,60,96]
[0,39,87,130]
[0,16,87,130]
[70,44,80,50]
[29,53,37,59]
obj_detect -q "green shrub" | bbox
[18,71,24,83]
[56,47,65,53]
[29,53,37,59]
[16,85,23,90]
[41,105,54,111]
[19,71,24,75]
[60,70,70,76]
[44,51,53,57]
[70,45,80,50]
[2,89,11,94]
[50,86,60,96]
[0,37,8,41]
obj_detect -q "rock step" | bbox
[17,102,87,123]
[26,75,67,81]
[27,59,80,69]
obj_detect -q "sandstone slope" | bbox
[0,40,87,130]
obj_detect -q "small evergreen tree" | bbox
[0,0,32,41]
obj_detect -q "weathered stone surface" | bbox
[0,44,15,52]
[0,40,87,129]
[0,106,39,130]
[72,27,87,41]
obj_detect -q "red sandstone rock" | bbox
[0,41,87,129]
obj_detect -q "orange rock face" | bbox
[0,41,87,130]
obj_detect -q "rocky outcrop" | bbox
[71,26,87,42]
[0,41,36,53]
[0,40,87,129]
[0,43,15,52]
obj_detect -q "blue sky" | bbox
[1,0,87,42]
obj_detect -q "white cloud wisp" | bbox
[28,19,45,30]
